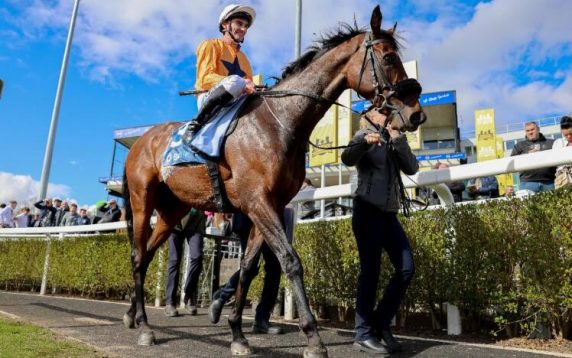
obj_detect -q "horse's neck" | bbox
[273,38,361,142]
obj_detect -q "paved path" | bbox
[0,291,569,358]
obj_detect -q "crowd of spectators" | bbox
[0,197,122,228]
[425,115,571,205]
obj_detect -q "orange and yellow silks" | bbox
[195,38,253,91]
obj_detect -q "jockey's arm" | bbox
[196,41,226,90]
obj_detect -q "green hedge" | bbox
[1,188,571,338]
[289,188,572,338]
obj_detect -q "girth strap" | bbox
[205,160,235,213]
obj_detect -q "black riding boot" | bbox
[188,86,234,134]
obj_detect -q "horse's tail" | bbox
[122,169,134,243]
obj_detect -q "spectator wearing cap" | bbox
[552,116,572,152]
[0,200,17,228]
[552,116,572,188]
[62,203,81,226]
[99,199,122,223]
[77,208,91,225]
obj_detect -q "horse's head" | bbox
[345,5,426,132]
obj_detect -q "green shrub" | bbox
[1,188,571,339]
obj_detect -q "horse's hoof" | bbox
[231,341,252,355]
[303,346,328,358]
[137,331,156,346]
[123,313,136,329]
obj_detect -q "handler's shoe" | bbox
[380,329,402,352]
[353,338,390,355]
[185,304,198,316]
[164,305,179,317]
[252,320,284,335]
[209,298,224,324]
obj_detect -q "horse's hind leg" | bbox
[249,203,328,358]
[227,228,264,355]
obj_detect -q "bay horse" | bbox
[122,6,426,358]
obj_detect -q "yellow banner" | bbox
[309,105,338,166]
[475,108,497,162]
[495,136,514,195]
[337,90,352,163]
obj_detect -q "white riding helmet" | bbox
[218,4,256,32]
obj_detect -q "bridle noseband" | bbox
[358,32,424,128]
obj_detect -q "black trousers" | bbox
[165,231,204,306]
[215,209,294,322]
[352,199,415,341]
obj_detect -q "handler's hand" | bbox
[364,132,382,145]
[386,125,401,139]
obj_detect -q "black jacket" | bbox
[341,127,419,212]
[34,200,57,227]
[510,133,555,182]
[98,205,122,223]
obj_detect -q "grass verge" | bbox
[0,317,106,358]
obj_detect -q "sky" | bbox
[1,0,571,207]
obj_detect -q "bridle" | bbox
[357,32,424,129]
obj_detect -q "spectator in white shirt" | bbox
[15,207,31,228]
[0,200,17,228]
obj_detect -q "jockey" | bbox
[188,4,257,134]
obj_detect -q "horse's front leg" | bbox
[228,228,264,355]
[249,203,328,358]
[132,215,181,345]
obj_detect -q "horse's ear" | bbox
[370,5,382,36]
[389,22,398,35]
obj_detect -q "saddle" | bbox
[161,95,249,212]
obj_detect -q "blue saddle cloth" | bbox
[163,96,248,166]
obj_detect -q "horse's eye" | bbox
[383,53,398,66]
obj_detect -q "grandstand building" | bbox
[99,92,569,196]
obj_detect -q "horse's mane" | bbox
[280,22,401,81]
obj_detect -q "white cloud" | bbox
[400,0,572,128]
[11,0,572,129]
[0,171,71,208]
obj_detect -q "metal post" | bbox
[294,0,302,58]
[109,141,117,178]
[211,239,222,299]
[338,163,343,205]
[180,239,190,308]
[320,164,326,218]
[40,234,53,295]
[284,205,298,320]
[38,0,81,199]
[154,247,164,307]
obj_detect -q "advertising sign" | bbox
[336,90,352,163]
[475,108,497,162]
[420,90,456,106]
[309,105,338,166]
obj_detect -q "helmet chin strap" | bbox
[223,28,244,44]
